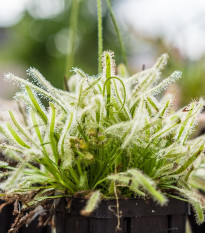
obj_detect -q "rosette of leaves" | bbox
[0,52,205,229]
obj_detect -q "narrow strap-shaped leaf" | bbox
[0,161,11,169]
[181,117,195,144]
[128,71,154,100]
[122,98,144,148]
[77,123,89,142]
[154,53,169,71]
[94,96,102,123]
[146,96,159,112]
[125,68,151,85]
[27,68,63,101]
[130,180,146,196]
[184,165,194,182]
[81,191,101,216]
[140,71,158,91]
[9,110,39,148]
[173,187,205,224]
[176,99,204,144]
[26,193,65,207]
[171,143,204,175]
[5,73,70,110]
[128,54,168,93]
[104,52,112,119]
[158,97,172,117]
[76,79,86,108]
[26,86,48,124]
[157,144,187,159]
[82,77,101,97]
[151,121,180,140]
[36,156,75,192]
[176,103,195,141]
[68,166,79,185]
[72,67,87,78]
[27,68,76,99]
[49,103,58,164]
[107,173,131,185]
[58,112,73,157]
[128,169,167,205]
[112,78,131,120]
[1,163,25,190]
[147,71,182,96]
[6,122,30,148]
[17,102,28,126]
[0,144,24,154]
[30,110,48,155]
[103,76,126,113]
[191,199,204,224]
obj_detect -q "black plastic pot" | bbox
[54,198,190,233]
[0,200,51,233]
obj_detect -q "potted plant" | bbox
[1,0,205,232]
[0,50,205,233]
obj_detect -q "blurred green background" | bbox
[0,0,205,107]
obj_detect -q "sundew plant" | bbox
[0,52,205,229]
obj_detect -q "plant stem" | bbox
[105,52,111,119]
[65,0,80,80]
[105,0,127,67]
[97,0,103,73]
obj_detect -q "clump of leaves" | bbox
[0,52,205,227]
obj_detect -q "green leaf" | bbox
[9,110,39,148]
[103,51,113,119]
[30,110,47,155]
[58,112,73,157]
[26,86,48,124]
[103,76,126,114]
[49,103,58,164]
[6,122,30,148]
[191,200,204,224]
[171,142,204,175]
[148,71,182,96]
[128,169,167,205]
[81,191,101,216]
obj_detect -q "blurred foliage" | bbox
[180,60,205,106]
[0,0,205,106]
[167,50,205,107]
[132,36,205,107]
[0,0,126,89]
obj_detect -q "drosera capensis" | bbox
[0,52,205,231]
